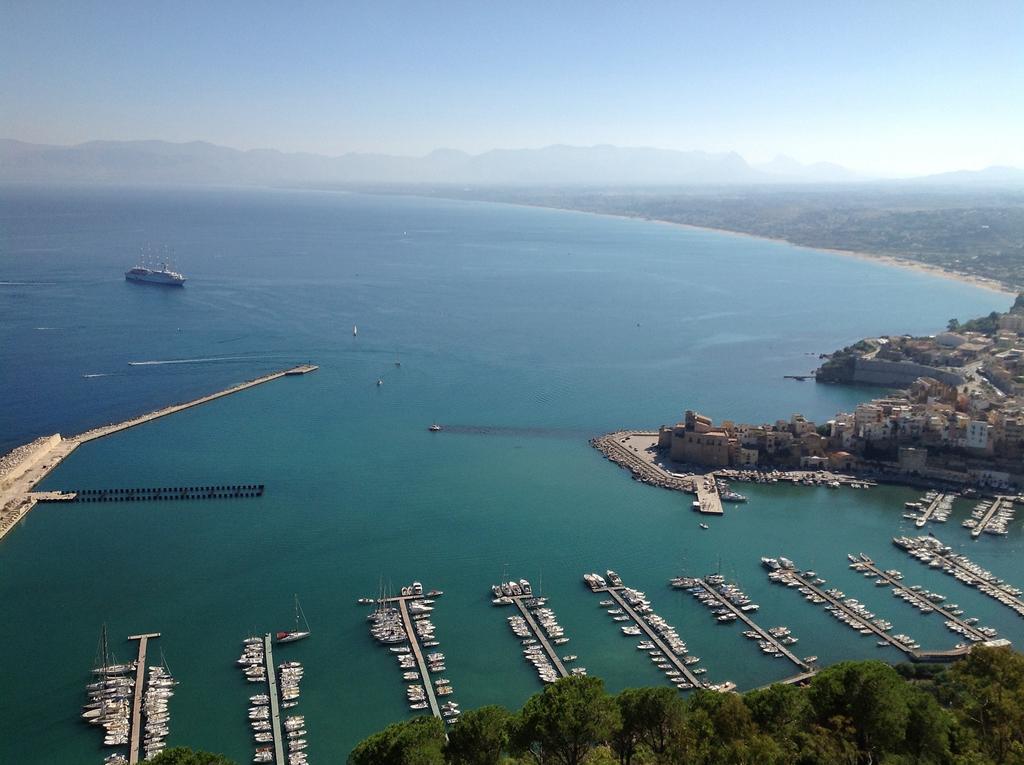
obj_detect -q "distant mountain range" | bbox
[1,138,1022,188]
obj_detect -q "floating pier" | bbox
[766,560,974,662]
[394,596,442,719]
[586,574,708,690]
[510,596,569,679]
[263,635,286,765]
[894,536,1024,618]
[850,554,994,642]
[686,577,811,672]
[127,632,160,765]
[71,484,264,502]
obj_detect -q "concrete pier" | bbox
[0,365,315,541]
[263,635,286,765]
[852,555,992,642]
[972,496,1015,538]
[395,597,442,719]
[916,493,951,526]
[127,632,160,765]
[511,596,569,678]
[690,578,810,672]
[693,475,724,516]
[592,584,704,689]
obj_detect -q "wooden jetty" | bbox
[511,596,569,678]
[390,595,442,719]
[0,364,315,541]
[690,578,810,672]
[127,632,160,765]
[591,582,705,689]
[972,495,1015,538]
[263,634,286,765]
[852,555,992,642]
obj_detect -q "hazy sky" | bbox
[2,1,1022,175]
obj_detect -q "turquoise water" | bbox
[0,186,1020,763]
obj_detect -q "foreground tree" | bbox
[612,686,684,765]
[445,705,513,765]
[942,646,1024,764]
[149,748,236,765]
[511,676,621,765]
[348,715,446,765]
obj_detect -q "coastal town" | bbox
[595,297,1024,494]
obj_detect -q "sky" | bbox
[2,1,1023,176]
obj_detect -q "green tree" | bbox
[510,676,621,765]
[612,687,684,765]
[148,748,237,765]
[744,683,812,757]
[942,646,1024,764]
[348,715,446,765]
[445,705,513,765]
[947,318,961,332]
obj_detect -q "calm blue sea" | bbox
[0,185,1019,764]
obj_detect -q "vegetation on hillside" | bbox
[348,647,1024,765]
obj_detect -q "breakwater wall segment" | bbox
[72,484,264,502]
[0,365,316,542]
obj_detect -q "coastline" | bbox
[426,195,1017,298]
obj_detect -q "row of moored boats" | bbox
[366,581,461,726]
[893,535,1024,617]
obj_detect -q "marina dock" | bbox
[511,596,569,678]
[768,561,974,662]
[894,536,1024,618]
[690,578,810,672]
[263,635,286,765]
[916,492,952,526]
[851,555,993,642]
[392,595,442,719]
[971,496,1015,538]
[127,632,160,765]
[589,580,705,689]
[0,365,315,541]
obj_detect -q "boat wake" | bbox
[128,355,272,366]
[82,373,113,379]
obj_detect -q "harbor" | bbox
[848,554,996,643]
[584,571,726,692]
[674,574,813,674]
[0,365,316,542]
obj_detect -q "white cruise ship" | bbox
[125,263,185,286]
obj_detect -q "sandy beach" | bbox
[466,198,1018,299]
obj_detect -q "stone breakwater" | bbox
[590,432,696,492]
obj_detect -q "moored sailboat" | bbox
[277,595,312,643]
